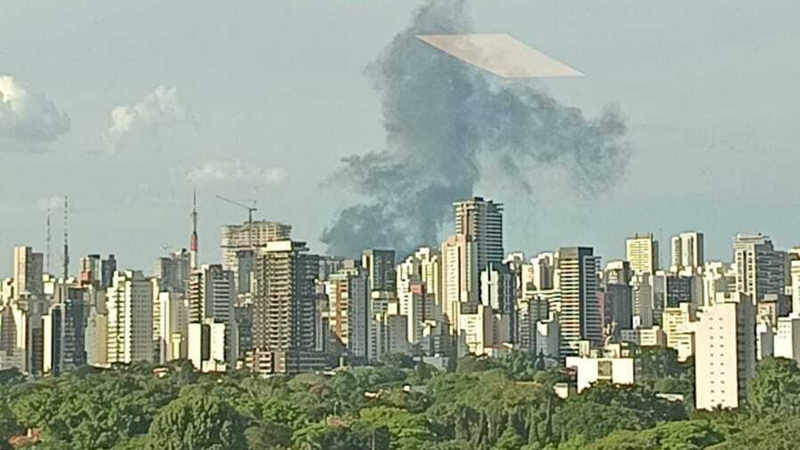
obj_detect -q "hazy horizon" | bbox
[2,0,799,275]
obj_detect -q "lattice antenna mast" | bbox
[63,196,69,280]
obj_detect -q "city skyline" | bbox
[0,195,794,278]
[2,0,800,275]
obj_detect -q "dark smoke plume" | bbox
[322,0,629,257]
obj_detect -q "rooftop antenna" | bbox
[63,196,69,280]
[190,187,199,270]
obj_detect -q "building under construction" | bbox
[221,221,292,273]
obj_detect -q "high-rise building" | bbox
[100,255,117,289]
[106,270,154,364]
[43,287,87,376]
[671,232,704,271]
[734,234,785,302]
[480,262,516,316]
[530,252,556,292]
[695,293,756,411]
[156,292,189,363]
[604,260,633,286]
[454,197,503,273]
[441,235,478,329]
[221,221,292,271]
[397,278,435,348]
[631,273,654,327]
[703,261,736,307]
[361,249,396,297]
[250,240,326,375]
[775,315,800,366]
[603,283,633,334]
[626,233,659,275]
[557,247,601,356]
[188,319,227,373]
[792,260,800,314]
[13,246,44,299]
[662,303,696,362]
[324,263,371,360]
[653,271,693,309]
[397,248,442,321]
[516,294,549,352]
[186,264,235,370]
[456,302,510,356]
[155,249,191,294]
[187,265,234,324]
[79,254,102,286]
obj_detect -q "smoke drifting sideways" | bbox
[321,0,629,258]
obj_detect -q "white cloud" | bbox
[0,75,71,150]
[103,86,193,152]
[186,160,286,186]
[36,195,64,212]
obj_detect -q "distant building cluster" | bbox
[1,195,798,411]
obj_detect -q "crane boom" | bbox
[215,194,257,212]
[216,194,258,249]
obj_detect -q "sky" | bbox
[1,0,799,275]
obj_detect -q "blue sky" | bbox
[1,0,799,274]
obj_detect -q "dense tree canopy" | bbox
[0,352,798,449]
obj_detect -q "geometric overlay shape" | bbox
[417,33,584,78]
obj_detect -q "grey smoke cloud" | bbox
[322,0,629,257]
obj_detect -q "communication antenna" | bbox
[63,196,69,280]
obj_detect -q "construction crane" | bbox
[216,194,258,249]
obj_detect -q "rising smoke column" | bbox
[322,0,629,257]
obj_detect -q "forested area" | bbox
[0,350,798,450]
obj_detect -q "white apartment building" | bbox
[695,293,756,411]
[106,270,155,364]
[441,234,478,330]
[775,315,800,365]
[566,355,637,393]
[671,232,704,271]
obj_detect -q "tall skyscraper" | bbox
[557,247,601,356]
[106,270,154,364]
[454,197,503,273]
[361,249,396,294]
[695,293,756,410]
[250,240,325,375]
[671,232,705,271]
[734,234,785,302]
[43,286,87,376]
[13,246,44,299]
[625,233,659,275]
[441,235,478,330]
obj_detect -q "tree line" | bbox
[0,349,799,449]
